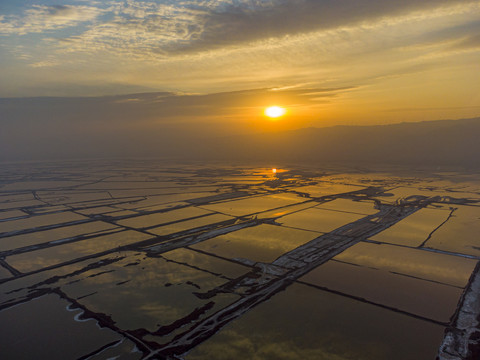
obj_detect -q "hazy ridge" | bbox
[200,117,480,168]
[1,98,479,168]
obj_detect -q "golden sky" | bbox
[0,0,480,131]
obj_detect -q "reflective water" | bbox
[278,207,365,233]
[7,230,151,272]
[0,209,26,220]
[36,190,113,204]
[118,192,217,209]
[0,294,125,360]
[0,211,87,234]
[200,193,305,216]
[334,242,477,288]
[149,214,234,236]
[369,207,451,247]
[300,260,462,323]
[0,181,85,191]
[426,205,480,256]
[62,252,242,334]
[315,198,378,215]
[0,199,44,210]
[0,221,117,252]
[191,224,318,263]
[162,248,249,278]
[116,207,213,229]
[1,161,478,359]
[0,266,10,278]
[187,283,445,360]
[294,183,365,197]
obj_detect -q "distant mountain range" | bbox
[197,117,480,168]
[1,94,479,169]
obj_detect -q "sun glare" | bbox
[265,106,286,118]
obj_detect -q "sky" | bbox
[1,0,480,160]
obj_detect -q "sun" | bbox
[265,106,286,118]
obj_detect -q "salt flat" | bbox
[0,160,479,360]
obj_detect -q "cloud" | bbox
[2,0,478,80]
[451,34,480,50]
[0,87,355,130]
[0,5,104,35]
[31,0,477,57]
[0,0,479,103]
[149,0,479,53]
[0,86,358,161]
